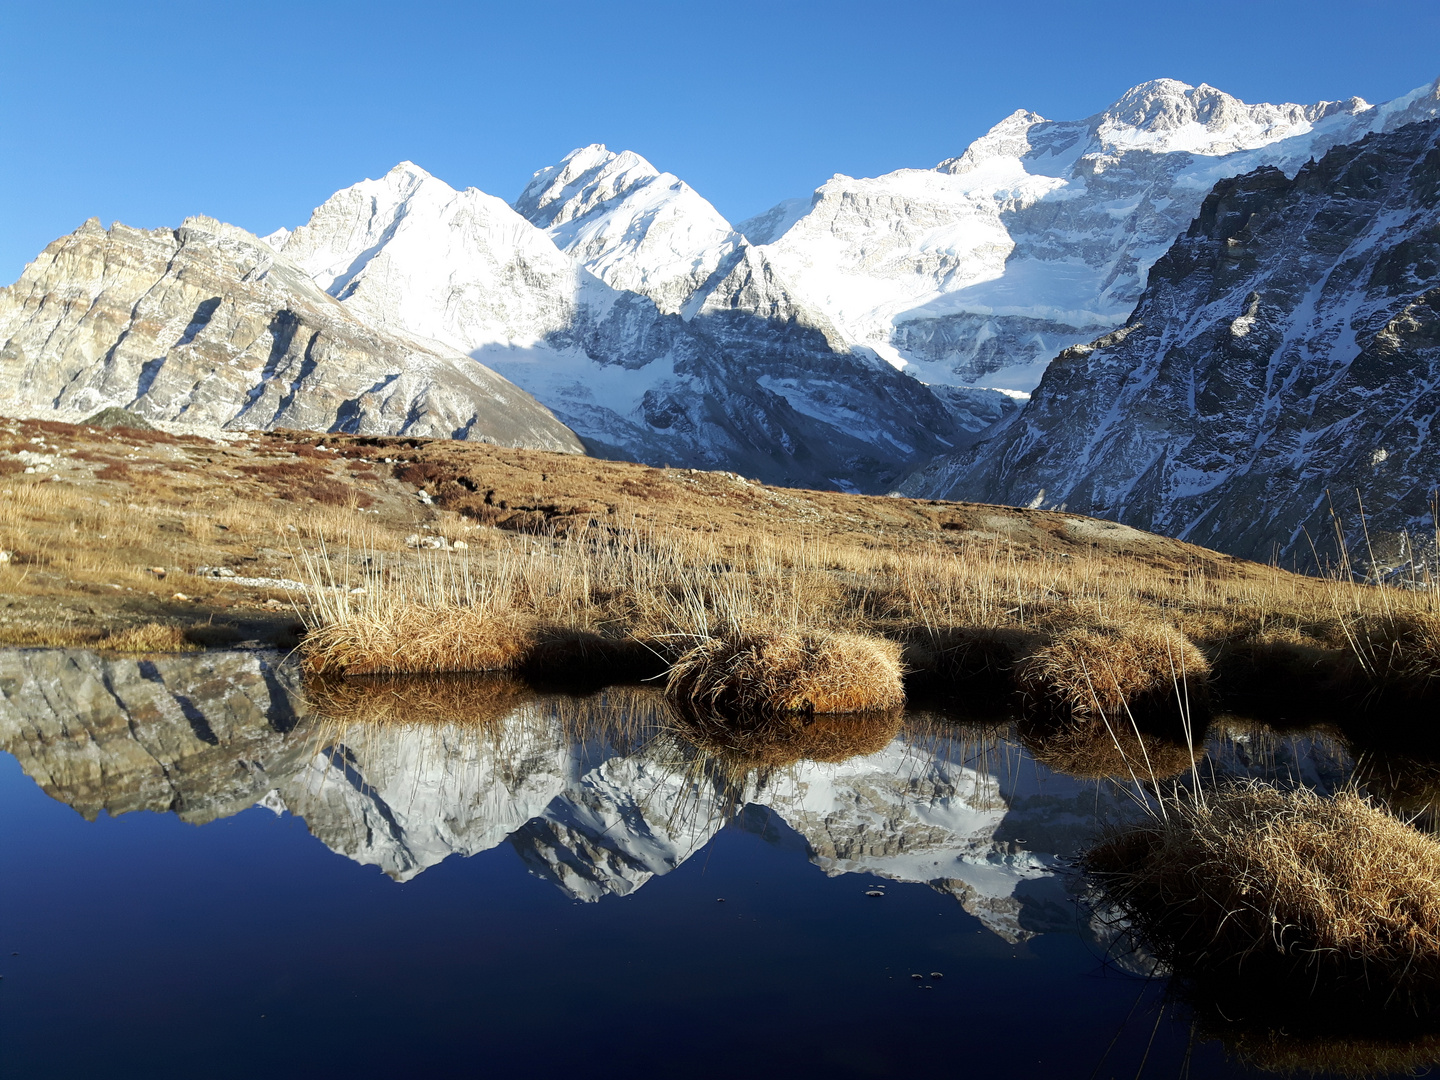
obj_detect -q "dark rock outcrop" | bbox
[909,119,1440,570]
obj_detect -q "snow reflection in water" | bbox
[0,647,1357,950]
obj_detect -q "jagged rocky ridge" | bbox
[254,76,1440,492]
[905,118,1440,568]
[0,216,582,450]
[5,75,1438,496]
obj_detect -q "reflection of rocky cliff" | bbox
[1,648,1322,945]
[0,647,310,823]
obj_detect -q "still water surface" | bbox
[0,648,1363,1078]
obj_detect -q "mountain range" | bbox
[906,116,1440,567]
[2,74,1438,554]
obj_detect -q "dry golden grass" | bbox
[300,605,537,676]
[0,621,199,651]
[102,623,201,652]
[0,623,105,647]
[665,630,905,716]
[1015,621,1210,724]
[1086,782,1440,1014]
[1207,1026,1440,1080]
[5,415,1440,736]
[1343,611,1440,701]
[1351,752,1440,827]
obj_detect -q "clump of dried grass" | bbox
[1350,751,1440,829]
[304,672,537,727]
[1086,782,1440,1015]
[0,624,103,648]
[1016,621,1209,724]
[300,605,537,676]
[666,629,905,716]
[0,621,199,651]
[103,622,201,652]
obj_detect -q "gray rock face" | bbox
[908,119,1440,568]
[0,215,584,451]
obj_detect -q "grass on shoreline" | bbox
[290,518,1440,735]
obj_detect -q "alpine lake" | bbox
[0,647,1417,1079]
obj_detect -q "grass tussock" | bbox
[103,623,202,652]
[1343,611,1440,701]
[1086,782,1440,1015]
[0,621,199,651]
[665,630,905,717]
[0,624,104,648]
[1351,752,1440,828]
[1015,621,1210,724]
[300,605,537,676]
[1206,1025,1440,1080]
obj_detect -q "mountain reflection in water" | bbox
[0,648,1353,948]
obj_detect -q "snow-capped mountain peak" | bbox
[515,144,663,229]
[760,75,1437,397]
[514,143,743,314]
[735,196,813,245]
[270,162,580,352]
[1090,78,1365,156]
[939,109,1047,176]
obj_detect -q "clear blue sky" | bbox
[2,0,1436,281]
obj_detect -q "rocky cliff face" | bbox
[0,215,584,451]
[906,119,1440,568]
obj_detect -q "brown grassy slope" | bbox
[0,414,1264,645]
[2,413,1435,719]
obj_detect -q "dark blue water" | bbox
[0,649,1367,1079]
[0,764,1224,1080]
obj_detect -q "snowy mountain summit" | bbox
[264,154,964,492]
[272,161,583,353]
[515,144,744,315]
[906,114,1440,567]
[754,77,1440,394]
